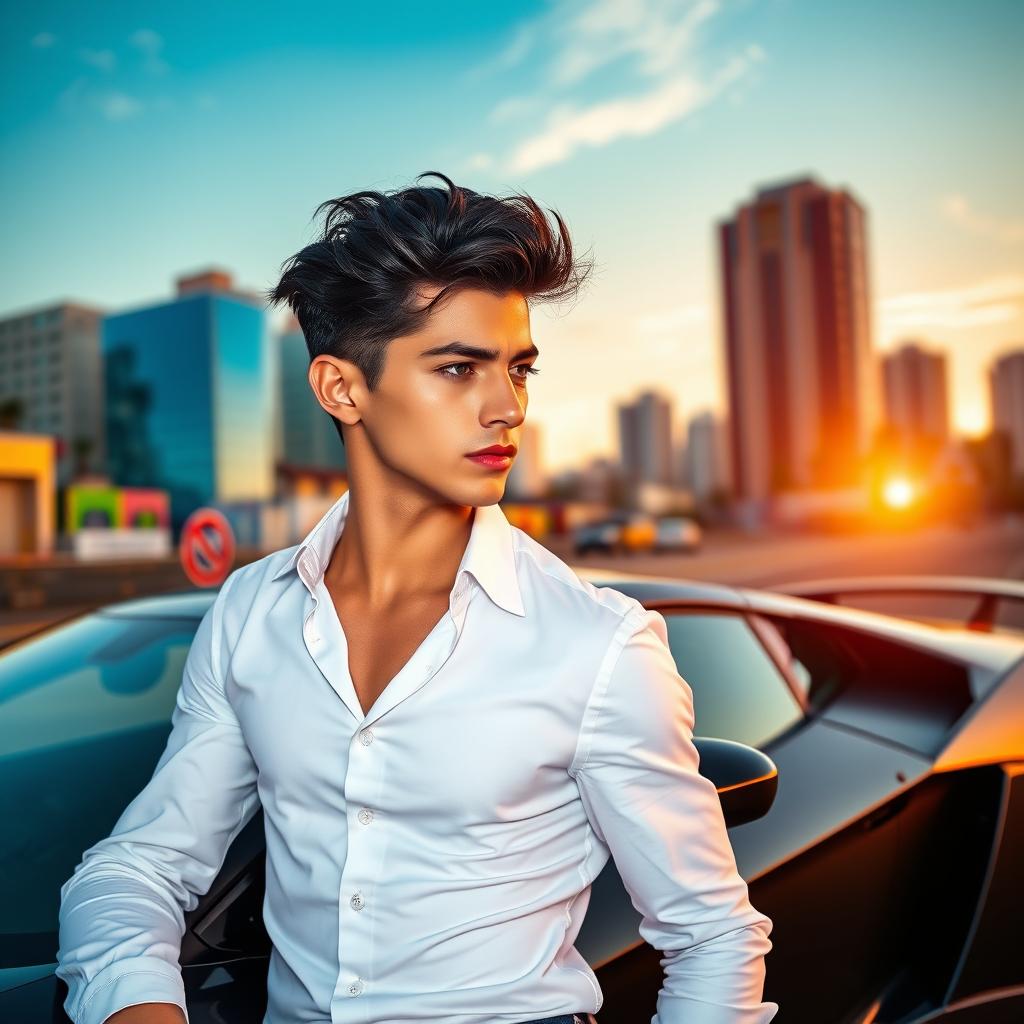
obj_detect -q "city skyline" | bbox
[2,0,1022,473]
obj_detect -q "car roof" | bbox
[90,572,1024,677]
[574,567,1024,673]
[99,589,218,619]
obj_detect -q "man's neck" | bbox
[324,484,475,608]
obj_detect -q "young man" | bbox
[57,172,778,1024]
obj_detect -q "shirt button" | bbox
[357,807,374,825]
[359,728,374,746]
[350,892,365,911]
[347,978,364,996]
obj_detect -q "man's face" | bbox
[317,284,538,506]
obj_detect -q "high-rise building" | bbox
[103,269,275,531]
[684,410,732,501]
[0,301,105,484]
[990,349,1024,477]
[718,176,878,509]
[506,421,545,499]
[578,455,620,505]
[277,320,348,473]
[881,341,950,451]
[617,389,674,496]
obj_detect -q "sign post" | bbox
[179,507,236,588]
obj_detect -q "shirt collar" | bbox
[270,488,526,617]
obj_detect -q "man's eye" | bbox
[438,363,475,379]
[437,363,540,381]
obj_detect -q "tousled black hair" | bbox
[265,171,593,444]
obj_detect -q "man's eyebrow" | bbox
[418,340,540,362]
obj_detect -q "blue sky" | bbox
[2,0,1022,470]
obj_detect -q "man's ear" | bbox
[309,355,363,429]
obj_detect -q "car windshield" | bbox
[0,612,199,968]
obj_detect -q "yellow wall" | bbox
[0,431,56,556]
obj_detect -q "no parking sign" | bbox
[179,507,236,588]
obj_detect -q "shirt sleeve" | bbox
[56,569,261,1024]
[570,605,779,1024]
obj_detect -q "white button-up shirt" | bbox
[56,489,778,1024]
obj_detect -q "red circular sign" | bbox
[179,507,236,588]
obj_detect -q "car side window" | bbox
[658,611,803,750]
[753,612,975,755]
[749,613,860,711]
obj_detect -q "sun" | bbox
[882,476,916,509]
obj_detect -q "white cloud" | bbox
[556,0,720,85]
[941,194,1024,244]
[507,46,758,173]
[476,1,764,174]
[78,48,117,72]
[31,32,56,49]
[53,29,175,120]
[466,152,494,170]
[487,95,542,124]
[129,28,169,75]
[472,0,723,87]
[881,274,1024,333]
[57,76,144,121]
[493,20,542,72]
[98,91,144,120]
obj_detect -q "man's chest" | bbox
[223,598,602,827]
[332,590,454,719]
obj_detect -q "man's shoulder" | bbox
[509,525,643,627]
[218,544,299,607]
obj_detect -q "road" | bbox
[548,515,1024,588]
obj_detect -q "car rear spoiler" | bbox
[768,575,1024,633]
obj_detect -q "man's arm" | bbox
[570,605,779,1024]
[56,570,261,1024]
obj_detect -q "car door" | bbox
[581,604,804,1023]
[0,607,269,1023]
[582,603,932,1024]
[726,609,936,1024]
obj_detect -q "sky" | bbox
[2,0,1022,474]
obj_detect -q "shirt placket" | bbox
[325,575,472,1018]
[330,715,386,1015]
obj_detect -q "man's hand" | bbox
[104,1004,187,1023]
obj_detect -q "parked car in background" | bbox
[572,517,622,555]
[654,515,702,553]
[618,512,657,552]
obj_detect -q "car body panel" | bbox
[934,658,1024,773]
[4,565,1024,1023]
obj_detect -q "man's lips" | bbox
[467,444,517,456]
[466,445,515,469]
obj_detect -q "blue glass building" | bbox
[103,270,275,533]
[277,326,348,472]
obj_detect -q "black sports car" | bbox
[1,571,1022,1024]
